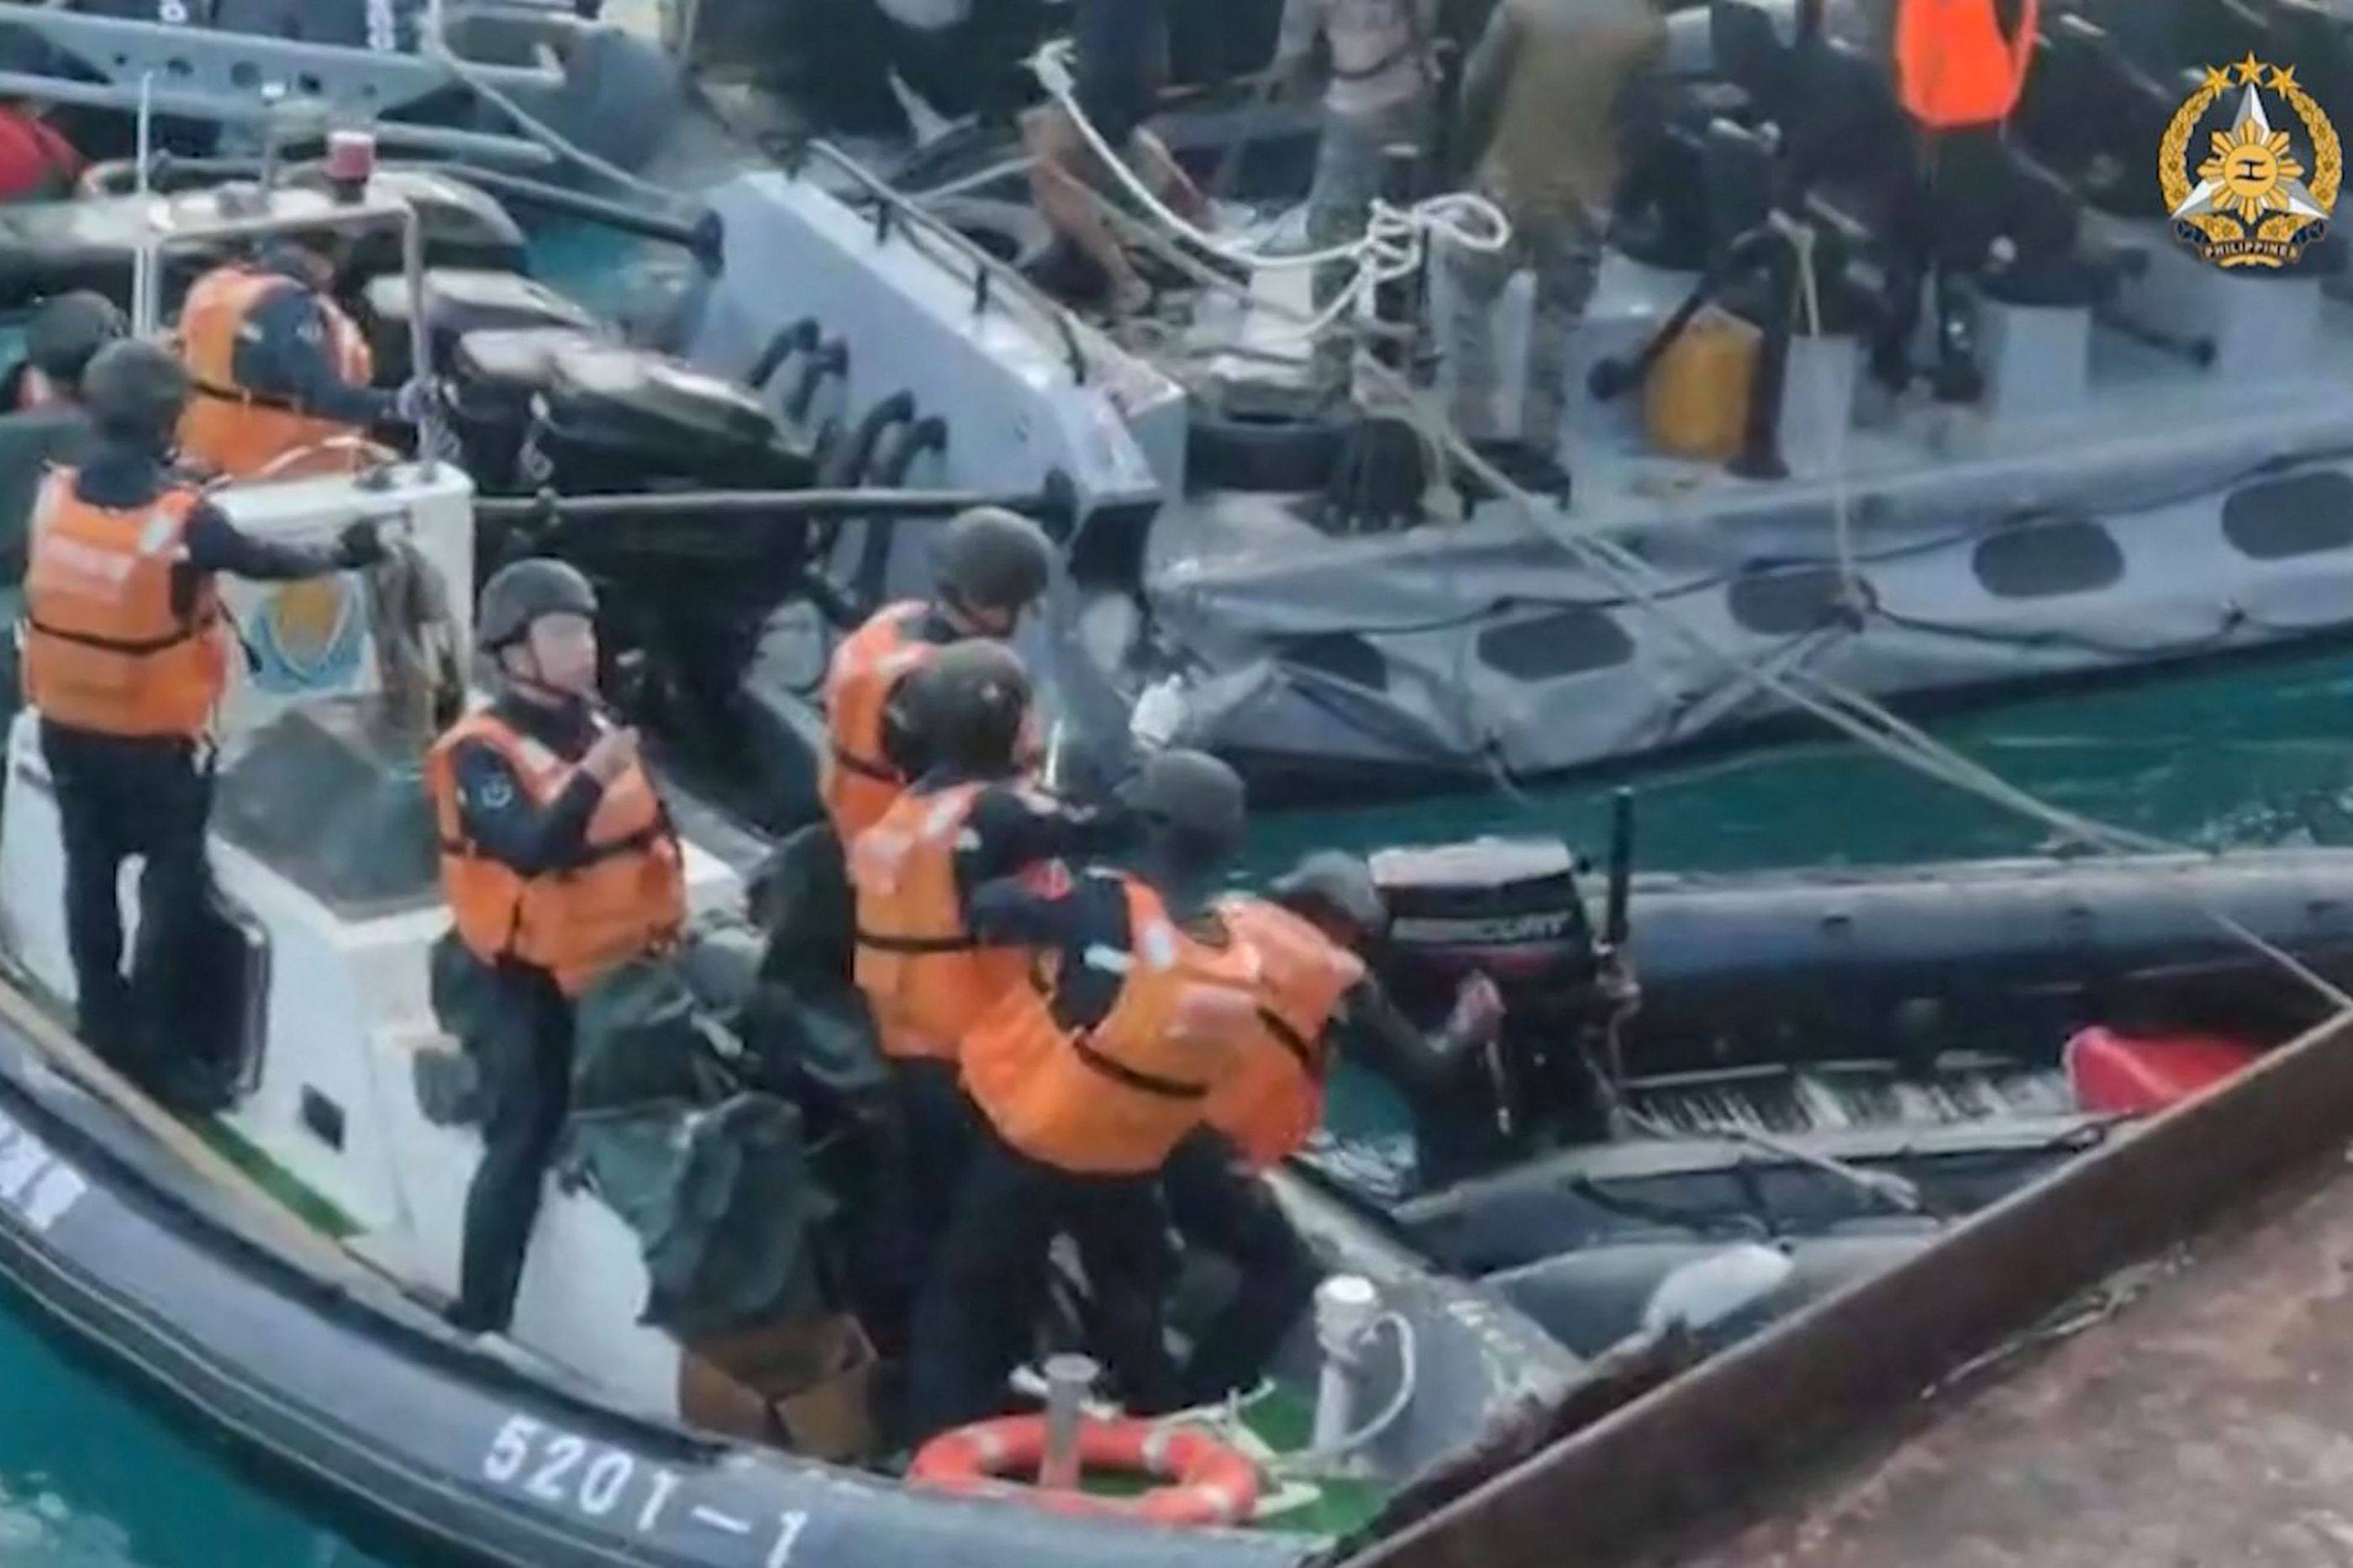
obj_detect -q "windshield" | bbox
[211,696,442,917]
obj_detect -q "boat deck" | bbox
[1668,1152,2353,1568]
[1159,209,2353,572]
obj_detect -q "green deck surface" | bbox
[192,1118,362,1241]
[1061,1387,1389,1538]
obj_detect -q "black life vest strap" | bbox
[853,927,978,955]
[1071,1031,1208,1101]
[191,376,309,418]
[1258,1005,1328,1082]
[26,614,202,656]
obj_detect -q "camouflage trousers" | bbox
[1305,97,1429,392]
[1440,199,1605,449]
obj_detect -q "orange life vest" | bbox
[175,264,377,481]
[961,879,1263,1177]
[1894,0,2040,130]
[847,781,1034,1062]
[822,602,938,845]
[1203,897,1366,1171]
[427,708,688,997]
[22,470,228,739]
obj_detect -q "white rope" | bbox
[1069,176,2353,1008]
[1352,357,2353,1010]
[1027,39,1509,342]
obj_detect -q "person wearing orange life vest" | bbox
[1893,0,2039,134]
[1163,850,1506,1403]
[1877,0,2043,403]
[903,749,1263,1441]
[821,505,1055,846]
[425,559,686,1335]
[24,339,382,1093]
[175,234,428,481]
[845,639,1138,1352]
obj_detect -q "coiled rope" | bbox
[1026,38,1511,340]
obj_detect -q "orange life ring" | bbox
[910,1414,1261,1527]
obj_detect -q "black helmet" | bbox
[936,506,1052,617]
[476,558,598,653]
[25,291,124,392]
[1271,851,1388,942]
[904,639,1033,776]
[81,339,191,445]
[1124,748,1247,868]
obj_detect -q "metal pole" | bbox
[469,485,1066,523]
[131,72,155,336]
[0,70,558,166]
[419,164,713,251]
[1040,1354,1095,1492]
[398,196,448,459]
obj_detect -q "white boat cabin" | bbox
[0,457,743,1417]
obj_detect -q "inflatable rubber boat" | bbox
[0,327,1571,1568]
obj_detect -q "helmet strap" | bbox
[497,641,585,711]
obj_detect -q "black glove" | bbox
[338,519,386,569]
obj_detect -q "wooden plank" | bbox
[1350,1008,2353,1568]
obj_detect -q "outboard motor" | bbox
[1371,838,1599,1011]
[524,342,811,494]
[357,266,596,385]
[1370,838,1608,1154]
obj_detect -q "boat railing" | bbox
[0,1,562,168]
[789,137,1095,387]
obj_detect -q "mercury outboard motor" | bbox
[1370,835,1613,1157]
[1371,839,1598,1004]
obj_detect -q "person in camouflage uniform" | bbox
[1440,0,1666,475]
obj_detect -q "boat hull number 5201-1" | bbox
[482,1415,811,1565]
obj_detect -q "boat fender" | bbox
[2064,1026,2261,1117]
[910,1415,1261,1527]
